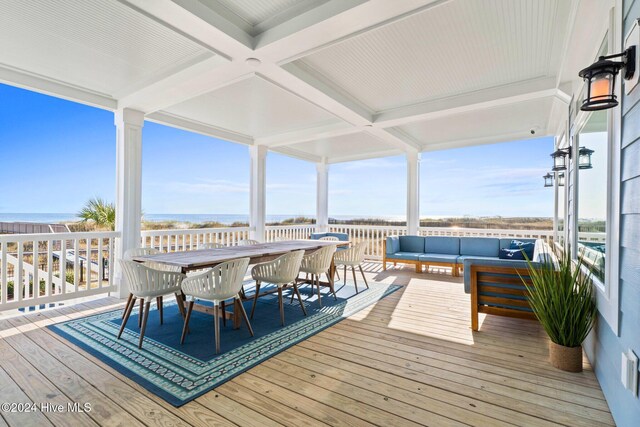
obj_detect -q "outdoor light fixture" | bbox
[551,148,571,171]
[551,146,594,171]
[578,147,594,169]
[543,172,554,187]
[578,46,636,111]
[558,172,566,187]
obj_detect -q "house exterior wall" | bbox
[587,1,640,424]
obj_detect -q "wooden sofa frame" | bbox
[469,264,537,330]
[383,240,459,275]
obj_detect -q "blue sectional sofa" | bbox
[384,235,553,329]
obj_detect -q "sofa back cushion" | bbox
[460,237,500,257]
[398,235,426,253]
[425,236,460,255]
[386,236,400,254]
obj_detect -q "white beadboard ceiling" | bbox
[0,0,605,163]
[164,76,342,138]
[0,0,215,98]
[294,0,570,113]
[396,98,554,149]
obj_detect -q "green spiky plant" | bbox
[78,198,116,231]
[523,250,597,348]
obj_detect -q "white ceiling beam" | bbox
[255,0,451,63]
[421,130,551,153]
[255,122,359,147]
[328,148,403,164]
[145,111,254,145]
[374,77,560,128]
[364,127,422,152]
[0,65,116,110]
[271,146,323,163]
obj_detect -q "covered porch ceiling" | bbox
[0,0,611,163]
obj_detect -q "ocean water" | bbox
[0,213,405,225]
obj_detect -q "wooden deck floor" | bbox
[0,262,614,427]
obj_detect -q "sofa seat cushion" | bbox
[418,253,459,263]
[425,237,460,255]
[460,237,500,257]
[399,236,426,253]
[387,252,422,261]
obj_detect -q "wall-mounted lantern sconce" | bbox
[551,146,594,171]
[578,46,636,111]
[578,147,594,169]
[551,148,571,171]
[558,172,566,187]
[543,172,554,187]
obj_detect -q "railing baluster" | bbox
[32,240,39,300]
[1,242,7,304]
[17,243,23,302]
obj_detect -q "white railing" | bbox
[577,231,606,243]
[328,224,408,259]
[0,231,120,311]
[140,227,251,252]
[419,227,554,244]
[265,224,317,241]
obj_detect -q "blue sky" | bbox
[0,83,553,218]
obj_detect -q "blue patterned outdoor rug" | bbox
[49,281,400,406]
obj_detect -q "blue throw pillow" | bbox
[509,240,535,259]
[499,248,526,260]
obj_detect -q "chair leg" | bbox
[351,266,359,293]
[180,301,194,344]
[213,304,221,354]
[278,286,285,326]
[236,296,254,336]
[175,292,186,319]
[316,274,322,307]
[138,301,151,349]
[250,281,261,319]
[122,293,133,319]
[138,299,143,328]
[359,265,369,289]
[220,300,227,327]
[343,265,347,284]
[157,296,164,325]
[292,283,307,316]
[118,296,136,339]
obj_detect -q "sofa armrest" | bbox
[463,258,538,293]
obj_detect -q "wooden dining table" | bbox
[133,239,349,328]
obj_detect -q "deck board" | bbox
[0,263,615,426]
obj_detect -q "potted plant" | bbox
[523,250,597,372]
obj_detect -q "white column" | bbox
[553,172,559,244]
[249,145,267,242]
[406,150,421,235]
[113,108,144,298]
[316,162,329,233]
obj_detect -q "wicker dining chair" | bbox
[180,257,253,353]
[250,250,306,326]
[318,236,341,280]
[298,245,337,306]
[198,242,226,249]
[333,241,369,293]
[118,260,185,348]
[122,247,182,326]
[238,239,260,246]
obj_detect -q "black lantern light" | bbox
[578,147,595,169]
[551,148,571,171]
[558,172,566,187]
[578,46,636,111]
[543,172,554,187]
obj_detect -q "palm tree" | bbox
[78,198,116,230]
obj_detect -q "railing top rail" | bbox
[0,230,121,243]
[418,226,554,235]
[329,224,407,230]
[141,227,252,236]
[265,224,317,230]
